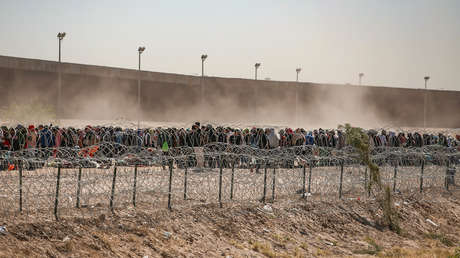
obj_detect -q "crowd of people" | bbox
[1,122,459,152]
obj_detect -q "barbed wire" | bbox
[0,143,458,221]
[1,143,459,168]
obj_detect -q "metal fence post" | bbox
[184,166,188,200]
[302,165,306,198]
[272,165,276,202]
[19,164,23,213]
[339,162,344,199]
[263,163,267,204]
[132,165,138,207]
[218,155,223,208]
[76,166,82,208]
[308,163,312,194]
[393,164,398,193]
[420,160,424,193]
[54,166,61,221]
[110,166,117,213]
[230,161,235,200]
[167,160,173,210]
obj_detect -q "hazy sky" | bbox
[1,0,459,90]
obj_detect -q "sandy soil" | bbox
[0,187,459,257]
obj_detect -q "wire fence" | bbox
[0,143,458,221]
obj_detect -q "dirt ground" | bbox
[0,188,459,258]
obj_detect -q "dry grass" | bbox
[230,239,245,250]
[251,240,277,258]
[379,246,460,257]
[0,189,458,257]
[315,248,332,256]
[424,232,456,247]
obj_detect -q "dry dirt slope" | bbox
[0,189,460,257]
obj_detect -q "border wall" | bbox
[0,55,459,128]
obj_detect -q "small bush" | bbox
[340,123,401,234]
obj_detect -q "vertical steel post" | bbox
[184,166,188,200]
[110,166,117,213]
[230,161,235,200]
[54,166,62,221]
[263,164,267,203]
[339,162,344,199]
[302,165,306,198]
[272,166,276,202]
[57,37,62,122]
[420,160,424,193]
[132,165,138,207]
[218,156,223,208]
[167,160,173,210]
[76,166,82,208]
[19,165,23,213]
[423,79,427,128]
[308,163,312,194]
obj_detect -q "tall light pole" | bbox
[295,68,302,126]
[200,54,207,118]
[137,46,146,130]
[57,32,66,124]
[255,63,261,80]
[423,76,430,128]
[253,63,261,124]
[359,73,364,85]
[201,54,207,77]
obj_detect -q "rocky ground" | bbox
[0,188,459,257]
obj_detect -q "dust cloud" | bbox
[3,69,458,130]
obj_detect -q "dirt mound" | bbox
[0,189,459,257]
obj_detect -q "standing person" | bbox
[242,128,250,145]
[292,128,306,146]
[53,127,62,148]
[217,127,226,143]
[267,128,279,149]
[136,129,143,147]
[313,130,319,146]
[406,133,414,147]
[380,130,388,147]
[26,125,37,149]
[257,128,268,149]
[229,129,243,145]
[278,129,287,147]
[143,129,152,147]
[9,128,18,151]
[161,138,170,169]
[14,126,27,151]
[3,127,12,150]
[306,131,315,146]
[337,130,345,149]
[397,133,406,147]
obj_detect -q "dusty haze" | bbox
[1,56,459,129]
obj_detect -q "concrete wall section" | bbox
[0,55,459,128]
